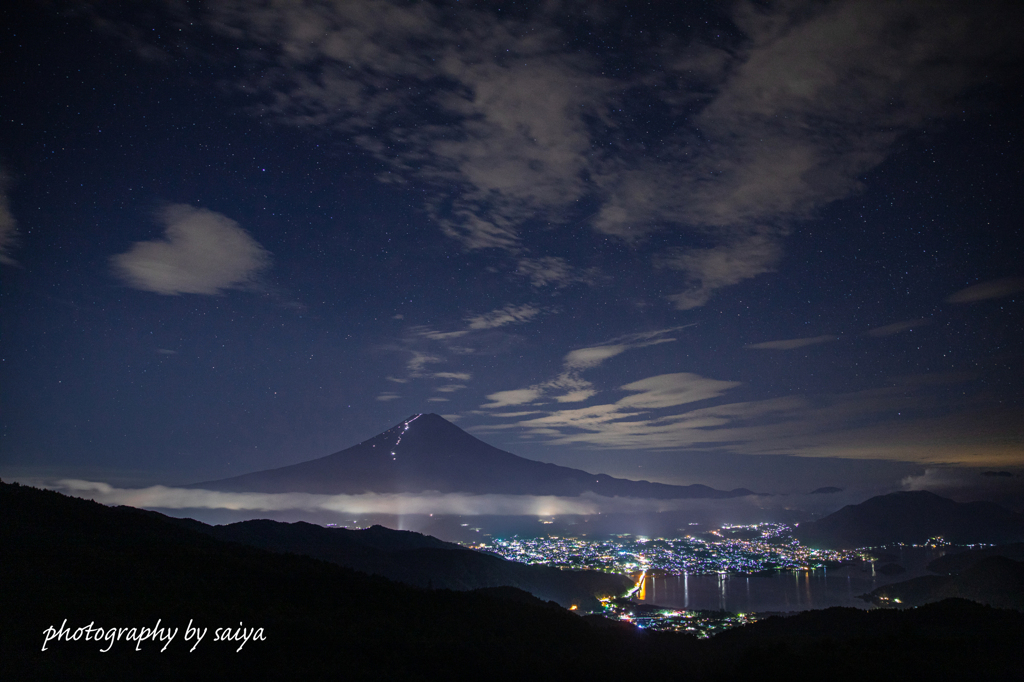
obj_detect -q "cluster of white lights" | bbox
[390,414,422,461]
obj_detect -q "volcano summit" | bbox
[192,413,752,499]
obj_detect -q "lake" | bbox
[637,546,960,613]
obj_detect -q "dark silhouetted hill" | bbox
[709,598,1024,680]
[0,479,689,681]
[860,557,1024,611]
[927,542,1024,575]
[794,490,1024,549]
[191,413,753,499]
[172,517,630,610]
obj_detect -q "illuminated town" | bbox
[600,598,760,638]
[468,523,865,636]
[472,523,861,576]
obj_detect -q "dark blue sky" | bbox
[1,0,1022,505]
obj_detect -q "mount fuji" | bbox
[192,413,753,499]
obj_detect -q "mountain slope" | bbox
[860,557,1024,611]
[174,517,631,609]
[927,542,1024,575]
[794,490,1024,549]
[192,413,753,498]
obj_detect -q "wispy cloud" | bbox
[376,392,401,402]
[465,304,542,330]
[865,318,932,337]
[0,167,17,266]
[657,233,784,310]
[111,204,270,295]
[946,277,1024,303]
[746,335,836,350]
[563,346,631,370]
[564,327,692,370]
[433,372,472,381]
[390,305,544,390]
[107,1,1021,306]
[414,328,470,341]
[482,388,545,410]
[409,305,545,346]
[487,377,1022,466]
[515,257,597,288]
[405,351,442,377]
[482,327,692,408]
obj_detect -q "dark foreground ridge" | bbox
[191,413,754,498]
[5,480,1024,681]
[173,517,631,610]
[795,490,1024,548]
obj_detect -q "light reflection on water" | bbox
[638,547,954,613]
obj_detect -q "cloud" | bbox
[515,257,596,288]
[406,351,442,376]
[435,384,467,393]
[389,306,541,389]
[483,372,1023,467]
[946,277,1024,303]
[746,335,836,350]
[658,233,785,309]
[427,397,449,403]
[44,479,755,516]
[111,204,270,295]
[482,388,544,409]
[112,1,1021,305]
[433,372,472,381]
[612,1,1021,304]
[404,306,543,370]
[376,393,401,401]
[900,466,1024,508]
[564,327,691,370]
[477,372,743,441]
[415,328,470,341]
[563,345,629,370]
[617,373,743,410]
[197,1,610,253]
[865,318,932,337]
[479,327,692,409]
[0,168,17,266]
[465,304,541,330]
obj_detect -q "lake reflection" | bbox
[639,546,956,613]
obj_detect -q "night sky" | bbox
[2,1,1022,508]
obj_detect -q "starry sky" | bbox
[2,0,1022,507]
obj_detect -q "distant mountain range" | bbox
[192,413,754,499]
[795,490,1024,549]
